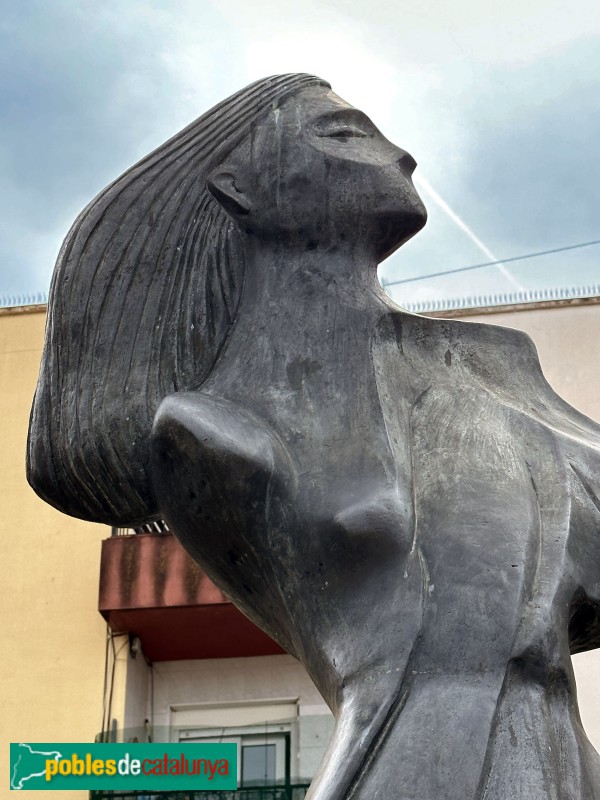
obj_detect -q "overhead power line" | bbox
[382,239,600,288]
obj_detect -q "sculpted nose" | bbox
[396,150,417,175]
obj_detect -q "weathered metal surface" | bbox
[28,75,600,799]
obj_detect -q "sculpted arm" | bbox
[151,392,302,658]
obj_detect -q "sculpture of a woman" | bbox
[27,74,600,799]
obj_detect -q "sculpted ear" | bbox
[206,170,251,218]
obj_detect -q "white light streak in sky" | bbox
[414,174,525,291]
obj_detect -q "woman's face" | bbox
[223,85,427,262]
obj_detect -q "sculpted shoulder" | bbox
[374,309,600,443]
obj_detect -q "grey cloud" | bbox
[0,0,598,302]
[0,0,240,295]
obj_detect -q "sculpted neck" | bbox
[237,237,389,320]
[205,237,395,400]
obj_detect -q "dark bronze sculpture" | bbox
[28,74,600,798]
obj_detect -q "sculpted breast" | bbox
[332,489,414,562]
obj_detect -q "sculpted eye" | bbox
[319,126,371,139]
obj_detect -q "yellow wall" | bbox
[0,307,107,799]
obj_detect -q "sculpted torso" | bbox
[28,75,600,800]
[153,283,600,799]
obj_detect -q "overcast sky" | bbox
[1,0,598,308]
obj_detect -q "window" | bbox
[180,726,289,787]
[172,703,297,788]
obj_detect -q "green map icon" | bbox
[10,741,237,790]
[10,743,63,790]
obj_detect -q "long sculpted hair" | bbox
[27,74,329,527]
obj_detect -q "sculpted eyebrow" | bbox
[313,109,376,130]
